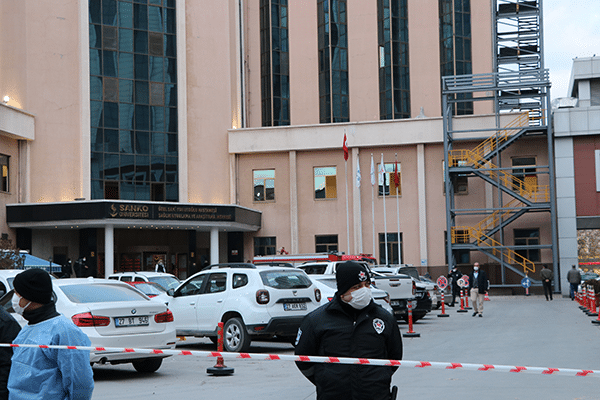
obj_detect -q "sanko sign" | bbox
[108,203,235,222]
[6,200,261,229]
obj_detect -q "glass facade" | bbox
[89,0,178,201]
[318,0,349,123]
[260,0,290,126]
[378,0,410,120]
[439,0,472,115]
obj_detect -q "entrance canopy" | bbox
[6,200,261,232]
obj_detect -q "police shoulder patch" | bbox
[373,318,385,334]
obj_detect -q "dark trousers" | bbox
[570,283,579,299]
[542,280,553,300]
[450,286,460,306]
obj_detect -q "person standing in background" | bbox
[566,264,581,300]
[540,264,554,301]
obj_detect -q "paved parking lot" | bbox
[92,295,600,400]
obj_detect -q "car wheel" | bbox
[132,358,163,373]
[223,317,251,353]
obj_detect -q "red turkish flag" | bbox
[343,134,349,161]
[394,160,400,188]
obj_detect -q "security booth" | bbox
[7,200,261,279]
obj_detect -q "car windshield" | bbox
[148,276,180,290]
[60,284,148,303]
[7,278,14,289]
[132,282,166,295]
[260,270,312,289]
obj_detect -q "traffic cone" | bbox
[484,292,490,301]
[207,322,235,375]
[438,291,449,318]
[457,289,467,313]
[403,303,420,337]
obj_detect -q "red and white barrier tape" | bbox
[1,343,596,378]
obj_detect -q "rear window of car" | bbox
[59,284,148,303]
[298,265,327,274]
[149,276,180,290]
[260,270,312,289]
[132,282,165,295]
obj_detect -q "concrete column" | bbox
[104,224,114,276]
[210,227,219,264]
[417,144,428,266]
[289,151,299,253]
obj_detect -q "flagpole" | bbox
[343,130,350,255]
[370,154,376,259]
[381,153,388,265]
[345,158,350,255]
[395,153,401,265]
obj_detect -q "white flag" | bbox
[379,153,386,180]
[370,155,376,186]
[356,161,361,188]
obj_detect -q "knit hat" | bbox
[336,262,371,295]
[13,269,53,304]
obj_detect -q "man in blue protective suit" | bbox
[8,269,94,400]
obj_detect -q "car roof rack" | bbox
[205,263,257,270]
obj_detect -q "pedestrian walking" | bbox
[468,262,489,317]
[540,264,554,301]
[566,264,581,300]
[0,308,20,400]
[8,269,94,400]
[447,266,462,307]
[294,261,403,400]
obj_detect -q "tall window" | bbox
[318,0,349,123]
[254,237,277,256]
[379,232,403,264]
[316,235,338,253]
[514,228,540,262]
[378,162,401,196]
[89,0,178,201]
[0,155,8,192]
[260,0,290,126]
[439,0,472,115]
[378,0,410,120]
[314,166,337,199]
[253,169,275,202]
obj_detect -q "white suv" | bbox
[107,271,180,292]
[168,263,321,352]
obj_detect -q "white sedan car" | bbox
[0,278,177,373]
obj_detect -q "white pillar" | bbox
[104,224,114,276]
[210,227,219,264]
[289,151,299,253]
[417,144,428,266]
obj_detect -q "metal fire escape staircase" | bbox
[442,0,558,286]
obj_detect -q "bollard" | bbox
[484,292,490,301]
[589,289,598,317]
[207,322,235,376]
[457,289,467,313]
[438,292,449,317]
[403,303,420,337]
[464,289,472,310]
[438,292,449,318]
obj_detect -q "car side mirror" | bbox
[167,288,175,297]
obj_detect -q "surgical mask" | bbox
[346,287,372,310]
[474,267,479,271]
[12,294,30,316]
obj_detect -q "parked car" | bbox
[108,271,180,291]
[296,261,416,321]
[0,269,56,297]
[0,278,177,373]
[310,275,394,315]
[125,281,172,305]
[168,263,321,352]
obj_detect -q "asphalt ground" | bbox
[91,295,600,400]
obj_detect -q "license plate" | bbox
[115,316,149,327]
[390,300,400,306]
[283,303,307,311]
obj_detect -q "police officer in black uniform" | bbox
[294,262,403,400]
[447,266,462,307]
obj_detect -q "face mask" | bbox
[12,294,30,316]
[474,267,479,271]
[345,287,372,310]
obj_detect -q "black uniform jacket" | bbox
[468,270,489,294]
[294,295,403,400]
